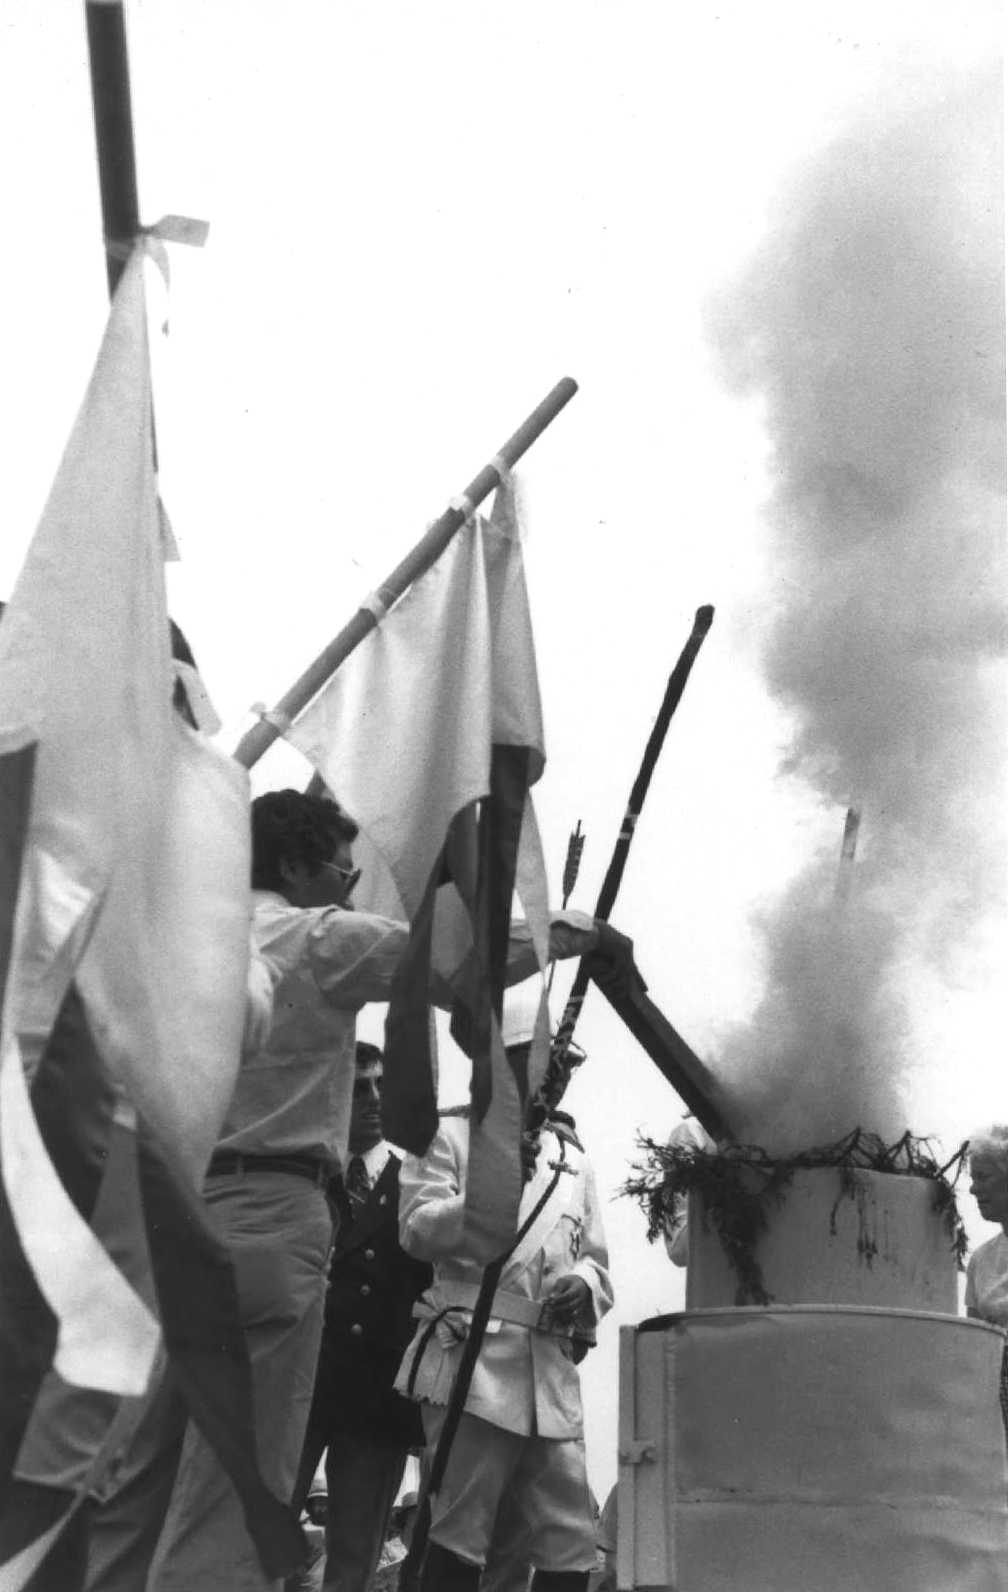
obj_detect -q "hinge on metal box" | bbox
[618,1441,656,1465]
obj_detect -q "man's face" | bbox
[280,840,359,910]
[349,1062,384,1153]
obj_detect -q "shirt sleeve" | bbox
[425,910,599,1008]
[284,901,598,1013]
[241,937,275,1058]
[502,910,599,987]
[398,1123,469,1262]
[305,907,410,1006]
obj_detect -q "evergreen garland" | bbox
[623,1128,968,1306]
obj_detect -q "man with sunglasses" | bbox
[138,789,632,1592]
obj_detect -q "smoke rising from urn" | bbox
[707,66,1005,1153]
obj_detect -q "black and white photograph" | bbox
[0,3,1003,1589]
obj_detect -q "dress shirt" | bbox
[360,1141,393,1185]
[216,893,598,1173]
[345,1143,390,1207]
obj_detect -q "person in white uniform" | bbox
[395,1001,613,1592]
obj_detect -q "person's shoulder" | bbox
[252,888,293,919]
[969,1230,1008,1270]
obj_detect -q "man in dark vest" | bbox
[287,1041,432,1592]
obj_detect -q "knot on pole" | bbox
[250,702,295,737]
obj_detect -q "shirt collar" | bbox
[358,1141,391,1181]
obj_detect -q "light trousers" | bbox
[421,1406,596,1574]
[84,1170,331,1592]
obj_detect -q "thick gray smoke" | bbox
[708,66,1005,1154]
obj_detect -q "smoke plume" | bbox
[708,66,1006,1153]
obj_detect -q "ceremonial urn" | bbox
[618,1146,1008,1592]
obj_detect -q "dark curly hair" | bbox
[251,789,359,892]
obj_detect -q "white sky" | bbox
[0,0,1003,1501]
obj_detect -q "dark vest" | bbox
[311,1152,431,1444]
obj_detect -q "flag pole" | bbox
[85,0,141,297]
[232,377,579,769]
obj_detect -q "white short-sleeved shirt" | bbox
[965,1231,1008,1326]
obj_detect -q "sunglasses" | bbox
[320,861,362,895]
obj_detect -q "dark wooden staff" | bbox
[403,608,717,1589]
[546,604,715,1075]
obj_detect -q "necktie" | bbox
[345,1155,370,1213]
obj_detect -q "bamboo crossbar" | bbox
[233,376,578,769]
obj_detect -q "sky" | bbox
[0,0,1004,1500]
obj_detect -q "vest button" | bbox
[364,1248,376,1261]
[350,1323,364,1337]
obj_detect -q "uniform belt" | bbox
[413,1285,546,1332]
[206,1151,333,1189]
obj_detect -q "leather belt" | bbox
[413,1286,546,1331]
[206,1151,333,1189]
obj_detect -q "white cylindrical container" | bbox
[685,1167,959,1312]
[618,1307,1008,1592]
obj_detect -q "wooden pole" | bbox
[590,978,735,1141]
[547,604,715,1075]
[402,611,718,1588]
[85,1,141,297]
[232,377,579,768]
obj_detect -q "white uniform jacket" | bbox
[393,1115,613,1439]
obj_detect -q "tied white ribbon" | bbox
[360,589,391,624]
[448,493,475,522]
[250,702,294,737]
